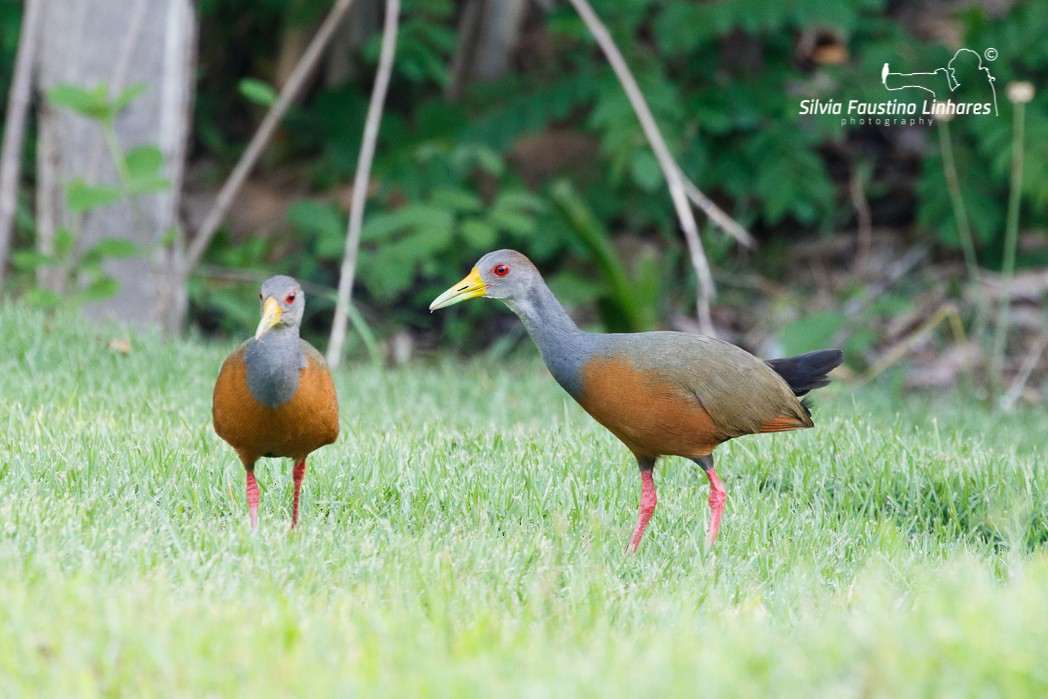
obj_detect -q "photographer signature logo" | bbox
[798,47,1000,126]
[882,48,998,116]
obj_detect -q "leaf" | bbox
[85,238,138,262]
[110,83,148,115]
[360,212,409,242]
[473,147,505,176]
[108,337,133,355]
[55,227,75,257]
[490,190,546,236]
[358,243,420,301]
[342,302,382,367]
[399,203,455,240]
[126,175,171,195]
[121,143,168,193]
[160,227,182,246]
[459,218,497,249]
[629,151,663,192]
[11,249,53,271]
[82,275,120,301]
[286,200,345,259]
[48,82,146,122]
[25,287,62,309]
[546,271,603,306]
[489,208,535,237]
[238,78,278,107]
[654,4,706,54]
[550,181,645,331]
[287,200,343,236]
[64,179,122,213]
[47,84,110,120]
[493,189,547,213]
[123,142,170,193]
[124,146,164,180]
[361,203,454,244]
[431,187,483,213]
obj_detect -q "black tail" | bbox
[766,349,843,398]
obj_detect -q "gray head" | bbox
[255,275,305,339]
[429,249,542,311]
[429,249,587,398]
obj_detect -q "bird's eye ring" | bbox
[286,292,297,304]
[493,264,510,277]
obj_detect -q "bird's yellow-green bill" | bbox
[429,268,486,311]
[255,296,283,339]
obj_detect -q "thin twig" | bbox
[830,242,930,349]
[859,303,967,385]
[938,118,987,338]
[566,0,715,335]
[327,0,399,367]
[991,98,1027,397]
[849,161,872,267]
[35,110,60,291]
[0,0,44,292]
[1000,329,1048,412]
[843,243,929,317]
[184,0,356,273]
[679,170,755,249]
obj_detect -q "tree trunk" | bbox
[447,0,527,100]
[36,0,195,331]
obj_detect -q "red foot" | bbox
[246,470,260,531]
[291,459,307,529]
[628,470,657,553]
[705,468,727,544]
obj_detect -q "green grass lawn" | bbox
[1,304,1047,697]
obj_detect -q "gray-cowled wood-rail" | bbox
[213,276,339,530]
[430,250,842,551]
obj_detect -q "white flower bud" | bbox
[1007,81,1034,104]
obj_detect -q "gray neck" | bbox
[504,281,592,398]
[243,326,306,408]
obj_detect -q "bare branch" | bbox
[184,0,357,273]
[1000,329,1048,412]
[567,0,745,335]
[0,0,44,291]
[848,161,872,266]
[679,171,755,249]
[326,0,399,368]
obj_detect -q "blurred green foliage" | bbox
[918,3,1048,266]
[9,82,169,308]
[5,0,1048,355]
[189,0,1048,351]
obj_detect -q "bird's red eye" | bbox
[493,264,510,277]
[285,292,297,304]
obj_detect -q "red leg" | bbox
[291,459,307,529]
[245,469,260,531]
[705,468,727,543]
[628,467,658,553]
